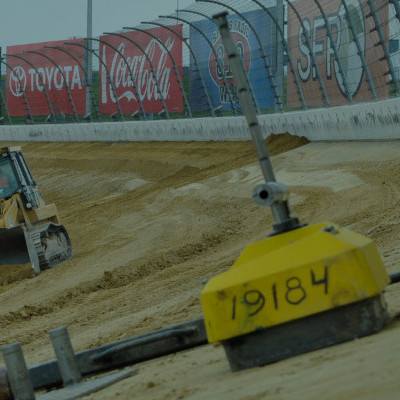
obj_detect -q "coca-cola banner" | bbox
[99,26,183,114]
[189,9,277,112]
[6,39,85,116]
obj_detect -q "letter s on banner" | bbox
[297,21,311,82]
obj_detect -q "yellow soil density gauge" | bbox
[201,222,390,343]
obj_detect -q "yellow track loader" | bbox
[0,146,72,274]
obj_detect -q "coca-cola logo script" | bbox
[100,26,183,114]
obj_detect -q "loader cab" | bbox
[0,158,19,199]
[0,147,40,208]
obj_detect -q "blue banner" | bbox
[189,8,277,112]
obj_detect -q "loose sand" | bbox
[0,135,399,399]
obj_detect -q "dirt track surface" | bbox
[1,135,400,399]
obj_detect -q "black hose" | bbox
[90,327,199,363]
[390,272,400,285]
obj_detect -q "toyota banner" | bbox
[287,0,389,107]
[99,25,183,115]
[189,8,278,112]
[6,39,86,116]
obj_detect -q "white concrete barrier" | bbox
[1,97,400,142]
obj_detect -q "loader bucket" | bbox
[0,226,40,273]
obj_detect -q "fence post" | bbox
[276,0,284,112]
[1,342,36,400]
[86,0,93,117]
[0,46,2,120]
[366,0,400,95]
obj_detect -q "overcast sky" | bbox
[1,0,194,50]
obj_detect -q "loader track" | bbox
[30,224,73,271]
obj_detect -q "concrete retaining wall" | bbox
[1,97,400,142]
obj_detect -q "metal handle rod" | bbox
[49,326,82,386]
[213,12,297,229]
[213,12,275,183]
[1,342,36,400]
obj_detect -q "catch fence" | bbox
[1,0,400,125]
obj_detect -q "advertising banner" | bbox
[6,39,85,117]
[189,8,277,112]
[287,0,389,107]
[99,25,183,115]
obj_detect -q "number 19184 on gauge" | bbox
[201,222,390,343]
[230,266,329,321]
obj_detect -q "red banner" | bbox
[6,39,85,116]
[287,0,389,107]
[99,25,183,114]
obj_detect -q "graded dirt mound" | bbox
[0,134,399,400]
[266,132,309,155]
[0,133,310,287]
[0,264,35,286]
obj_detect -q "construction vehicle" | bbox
[0,146,72,274]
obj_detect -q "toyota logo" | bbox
[9,66,27,97]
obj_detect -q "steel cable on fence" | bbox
[314,0,354,103]
[347,0,395,100]
[341,0,395,102]
[286,0,330,106]
[0,78,12,124]
[2,0,400,123]
[249,0,307,109]
[0,57,32,124]
[367,0,396,99]
[6,53,56,121]
[366,0,400,96]
[390,0,400,84]
[369,0,400,95]
[142,20,216,117]
[88,37,147,120]
[102,32,170,120]
[178,7,261,114]
[24,50,80,122]
[160,13,239,114]
[339,0,378,101]
[122,24,193,118]
[64,41,125,121]
[46,46,102,121]
[197,0,284,112]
